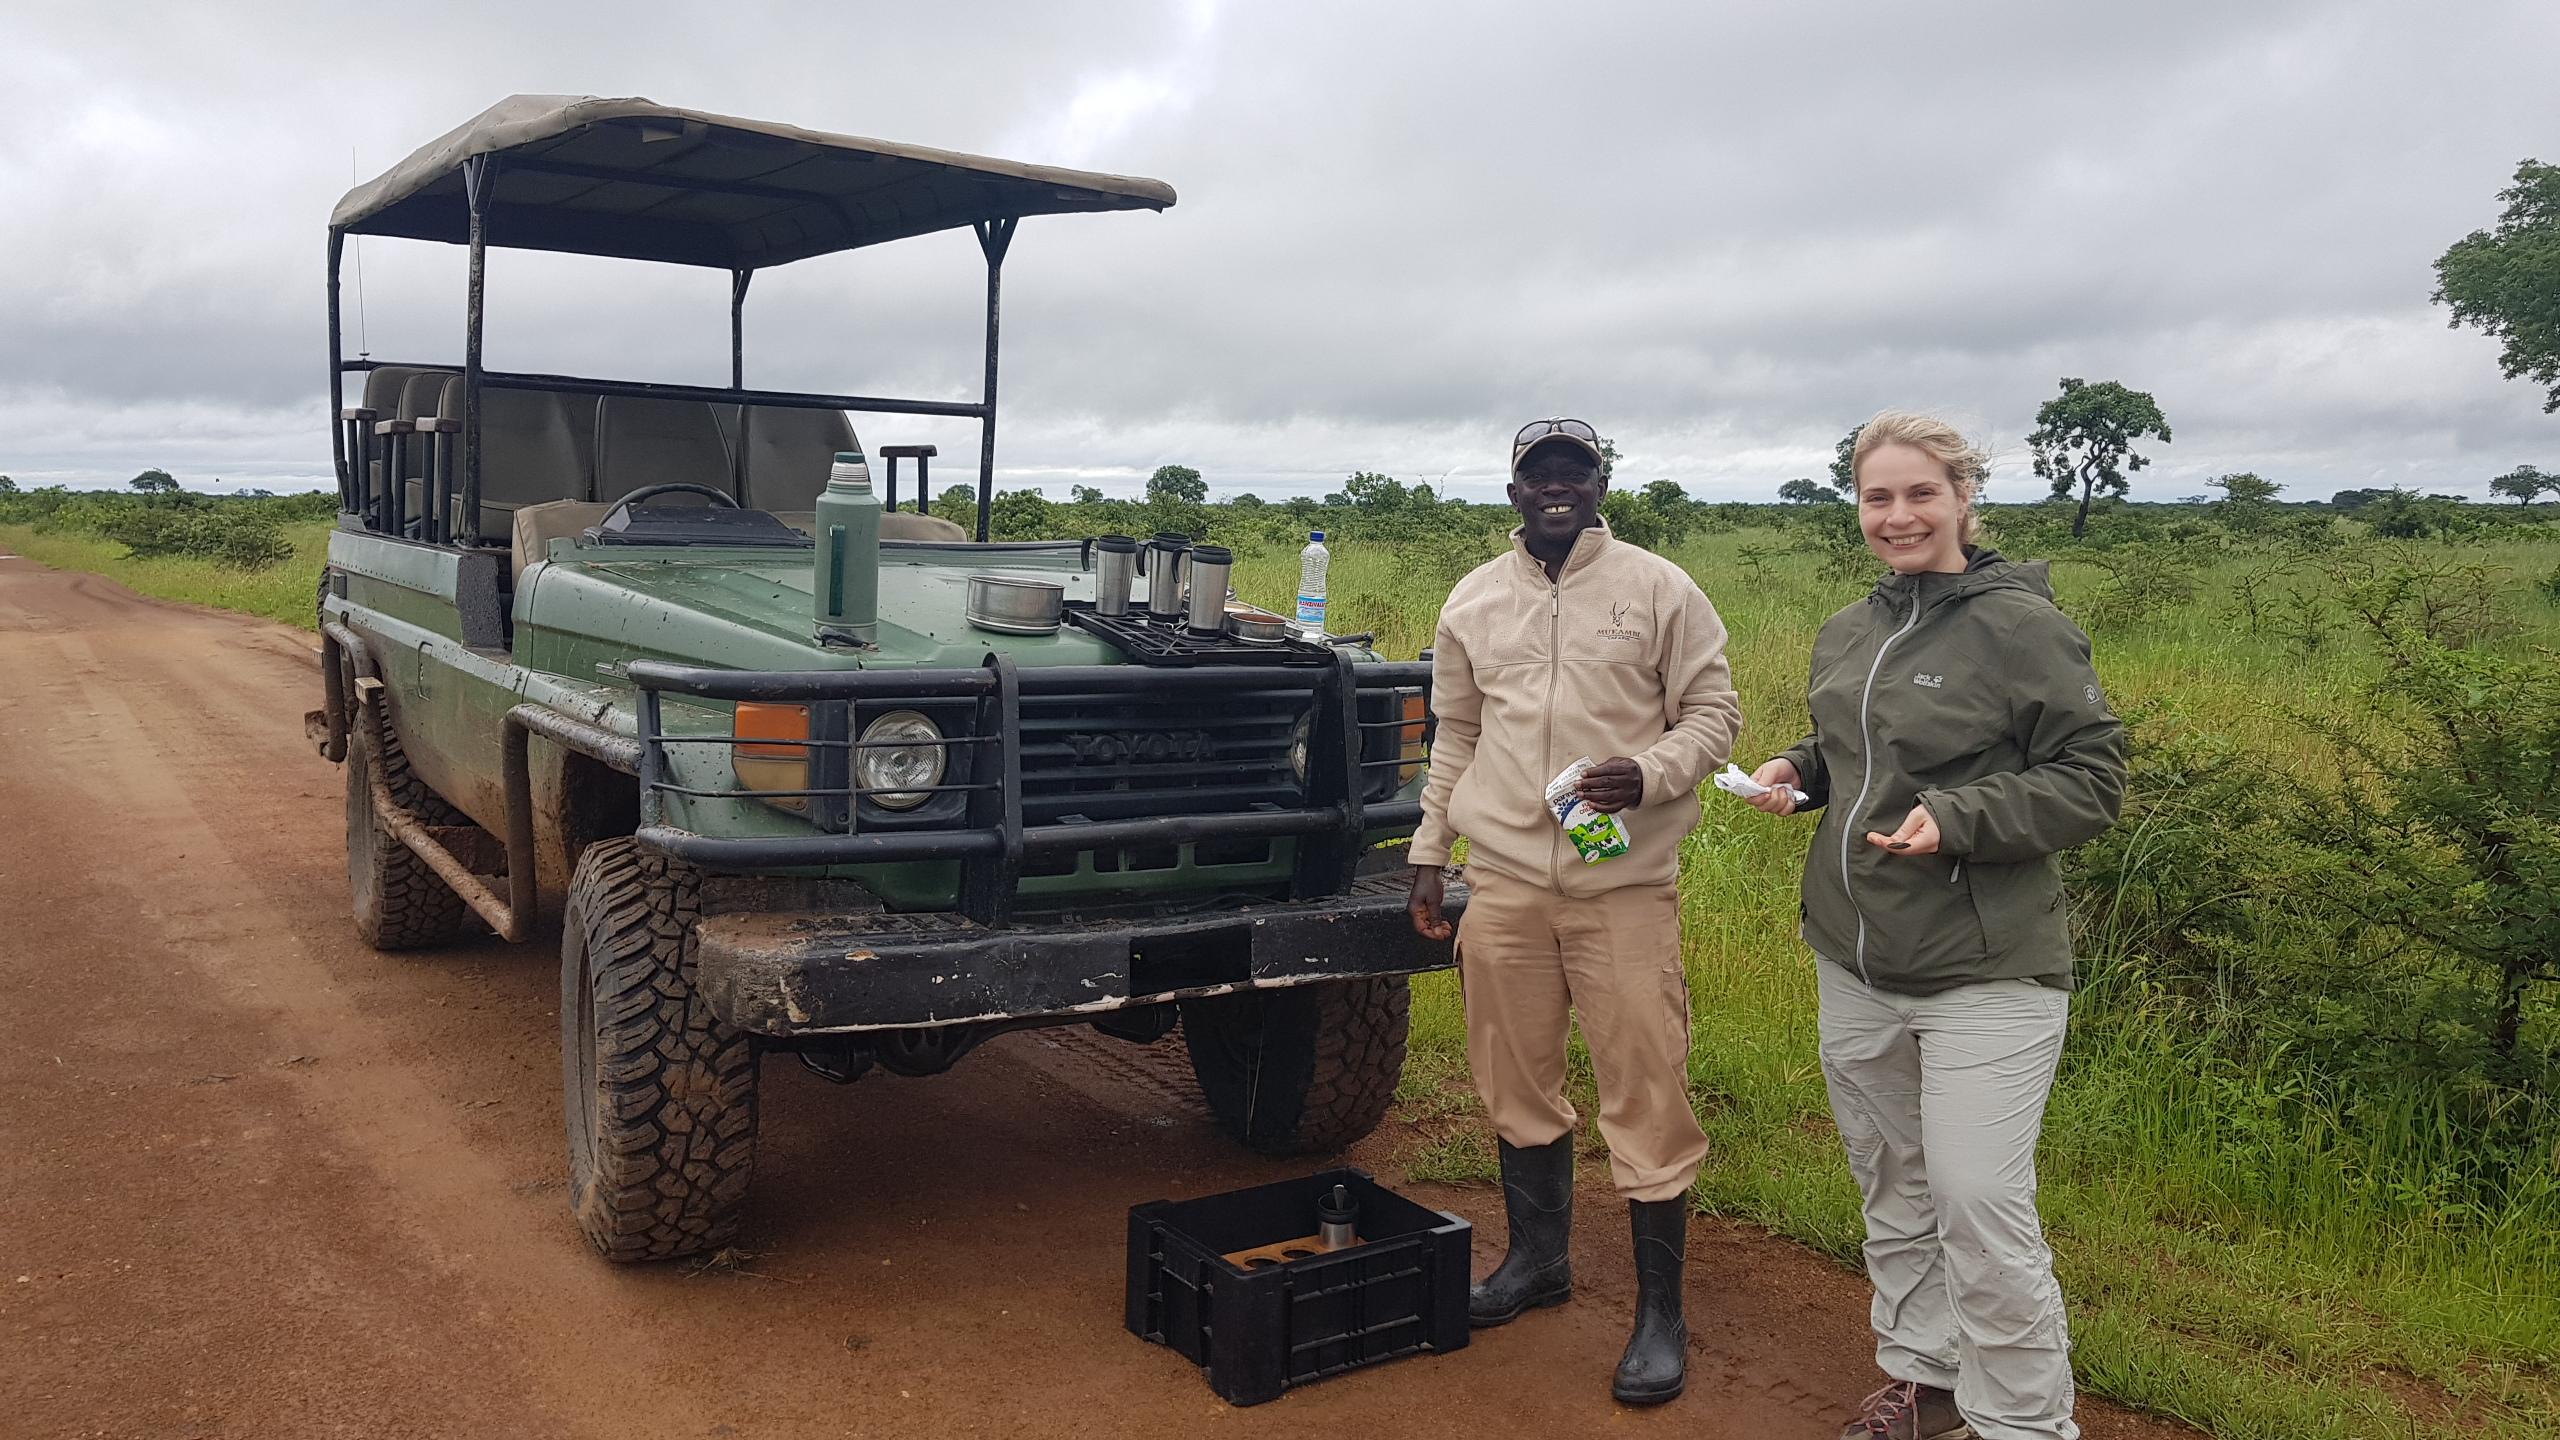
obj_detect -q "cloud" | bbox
[1,0,2556,503]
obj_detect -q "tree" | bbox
[1828,424,1864,498]
[2209,472,2282,506]
[988,488,1057,540]
[1069,484,1105,505]
[2027,378,2172,538]
[1777,478,1834,505]
[2490,464,2553,508]
[1146,464,1206,505]
[1229,493,1265,510]
[1598,490,1665,551]
[0,475,15,495]
[1640,479,1689,512]
[2434,159,2560,413]
[129,468,179,496]
[2206,472,2283,534]
[2331,487,2392,511]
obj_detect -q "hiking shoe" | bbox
[1840,1379,1972,1439]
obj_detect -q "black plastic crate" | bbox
[1125,1167,1471,1406]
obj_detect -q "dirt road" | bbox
[0,558,2194,1440]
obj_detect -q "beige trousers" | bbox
[1817,959,2078,1440]
[1455,868,1710,1203]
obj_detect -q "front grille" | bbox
[1017,686,1307,827]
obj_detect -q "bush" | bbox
[0,486,309,570]
[2081,543,2201,629]
[100,507,295,568]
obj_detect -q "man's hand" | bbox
[1746,757,1802,816]
[1575,756,1645,814]
[1408,864,1454,941]
[1864,803,1942,856]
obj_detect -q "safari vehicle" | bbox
[309,96,1458,1262]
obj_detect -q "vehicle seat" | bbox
[717,405,855,512]
[395,371,458,529]
[359,366,429,417]
[472,381,599,545]
[595,396,734,506]
[510,500,610,583]
[771,510,970,542]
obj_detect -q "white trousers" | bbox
[1816,959,2079,1440]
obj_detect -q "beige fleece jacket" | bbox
[1410,522,1741,896]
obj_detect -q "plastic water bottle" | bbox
[1295,531,1330,636]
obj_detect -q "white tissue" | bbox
[1714,763,1811,806]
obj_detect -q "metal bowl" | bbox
[965,573,1064,635]
[1224,606,1291,645]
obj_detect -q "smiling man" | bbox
[1407,418,1741,1405]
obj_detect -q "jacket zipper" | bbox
[1841,595,1923,986]
[1545,571,1563,891]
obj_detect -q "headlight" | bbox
[858,709,946,809]
[1289,712,1312,785]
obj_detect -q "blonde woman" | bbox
[1742,413,2124,1440]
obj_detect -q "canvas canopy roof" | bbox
[333,94,1178,270]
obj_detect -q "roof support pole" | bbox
[326,228,349,511]
[972,217,1017,543]
[730,268,752,390]
[461,154,495,540]
[730,267,753,502]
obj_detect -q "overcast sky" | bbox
[4,0,2556,503]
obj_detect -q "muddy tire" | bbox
[345,712,473,950]
[560,837,760,1263]
[1180,977,1411,1155]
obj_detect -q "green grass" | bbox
[0,520,332,630]
[1243,525,2560,1440]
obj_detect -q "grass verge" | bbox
[0,521,331,630]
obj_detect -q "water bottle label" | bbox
[1296,595,1326,628]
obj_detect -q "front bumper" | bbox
[695,873,1468,1036]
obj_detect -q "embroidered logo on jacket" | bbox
[1912,672,1945,689]
[1596,599,1642,643]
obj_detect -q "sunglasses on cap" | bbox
[1515,418,1599,446]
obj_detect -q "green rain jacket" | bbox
[1778,548,2125,994]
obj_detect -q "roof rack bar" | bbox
[336,365,991,421]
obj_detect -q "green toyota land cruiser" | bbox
[308,96,1461,1263]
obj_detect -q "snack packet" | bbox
[1545,757,1632,864]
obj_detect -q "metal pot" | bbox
[1224,606,1291,645]
[965,573,1064,635]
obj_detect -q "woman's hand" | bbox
[1746,758,1802,816]
[1408,864,1454,941]
[1865,803,1942,856]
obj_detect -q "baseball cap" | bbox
[1511,418,1606,474]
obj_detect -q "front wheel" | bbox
[560,838,760,1262]
[1180,977,1411,1155]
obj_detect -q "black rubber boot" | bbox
[1467,1136,1574,1327]
[1612,1199,1688,1404]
